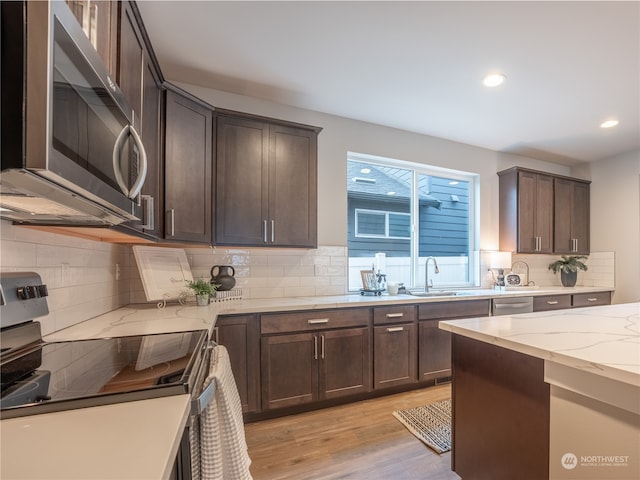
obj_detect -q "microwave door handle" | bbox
[112,125,131,197]
[127,124,148,199]
[111,125,148,199]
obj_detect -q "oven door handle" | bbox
[192,378,216,415]
[191,342,218,415]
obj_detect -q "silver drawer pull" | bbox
[386,313,404,318]
[387,326,404,332]
[547,300,559,305]
[307,318,329,324]
[587,298,598,302]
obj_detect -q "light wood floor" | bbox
[245,385,460,480]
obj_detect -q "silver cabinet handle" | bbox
[140,195,154,230]
[168,209,175,237]
[387,326,404,332]
[386,313,404,318]
[321,335,325,360]
[271,220,275,243]
[263,220,268,243]
[313,336,318,360]
[547,300,559,305]
[587,298,598,302]
[307,318,329,324]
[213,326,219,344]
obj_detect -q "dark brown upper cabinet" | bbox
[116,1,164,237]
[499,167,554,253]
[163,87,213,244]
[554,177,590,255]
[215,111,321,248]
[499,167,591,254]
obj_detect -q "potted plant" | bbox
[548,255,588,287]
[186,278,219,306]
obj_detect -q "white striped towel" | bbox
[196,345,253,480]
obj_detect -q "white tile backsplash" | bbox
[0,221,130,335]
[1,216,617,336]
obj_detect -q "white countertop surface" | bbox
[1,395,191,480]
[439,302,640,386]
[44,286,612,341]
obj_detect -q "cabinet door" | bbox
[164,89,212,243]
[117,2,143,122]
[518,171,553,253]
[137,58,162,236]
[418,320,452,381]
[320,327,371,400]
[216,116,269,245]
[555,178,590,255]
[215,315,260,414]
[261,333,317,410]
[268,125,318,247]
[373,323,417,389]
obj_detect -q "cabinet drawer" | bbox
[418,299,490,320]
[261,308,370,334]
[373,305,417,325]
[533,295,572,312]
[572,292,611,308]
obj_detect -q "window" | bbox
[347,152,477,291]
[355,209,411,239]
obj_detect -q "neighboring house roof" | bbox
[347,161,442,209]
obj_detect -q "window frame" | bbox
[347,151,479,290]
[355,208,411,240]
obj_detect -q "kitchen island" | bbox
[439,302,639,480]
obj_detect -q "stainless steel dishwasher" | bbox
[492,296,534,315]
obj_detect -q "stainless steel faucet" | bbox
[424,256,439,292]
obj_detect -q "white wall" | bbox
[586,149,640,303]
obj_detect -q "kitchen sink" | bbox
[407,290,459,297]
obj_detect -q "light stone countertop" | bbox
[439,302,640,387]
[45,285,612,341]
[3,286,616,479]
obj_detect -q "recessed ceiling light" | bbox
[360,168,371,174]
[483,73,506,87]
[386,191,396,196]
[600,119,619,129]
[448,181,459,186]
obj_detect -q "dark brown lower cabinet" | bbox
[214,315,260,414]
[418,300,490,383]
[452,335,550,480]
[373,323,417,389]
[418,320,451,382]
[260,327,371,411]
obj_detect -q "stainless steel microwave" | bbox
[0,1,147,226]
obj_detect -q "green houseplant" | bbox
[186,278,219,306]
[548,255,588,287]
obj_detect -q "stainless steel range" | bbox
[0,272,210,420]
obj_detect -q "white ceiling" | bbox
[137,1,640,165]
